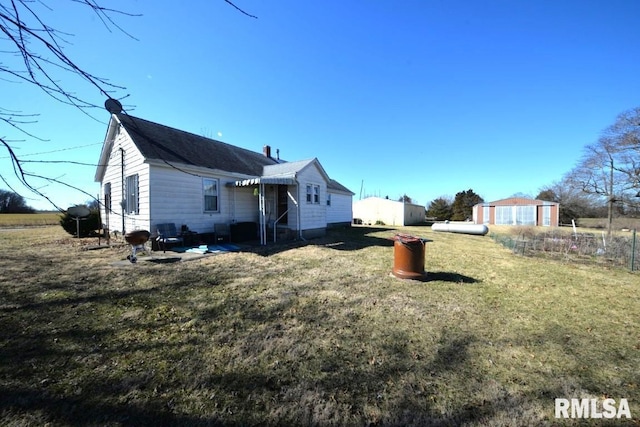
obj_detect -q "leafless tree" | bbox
[0,0,138,209]
[0,0,255,210]
[566,107,640,237]
[537,180,597,223]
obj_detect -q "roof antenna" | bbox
[276,149,280,161]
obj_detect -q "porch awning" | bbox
[233,176,297,187]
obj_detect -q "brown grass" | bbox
[0,212,61,227]
[0,225,638,426]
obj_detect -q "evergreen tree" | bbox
[451,189,483,221]
[426,197,453,220]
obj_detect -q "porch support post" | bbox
[259,183,267,245]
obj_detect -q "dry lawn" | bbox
[0,212,61,227]
[0,225,638,426]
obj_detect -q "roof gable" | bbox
[263,158,328,180]
[115,114,278,176]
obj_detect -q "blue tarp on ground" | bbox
[169,244,240,254]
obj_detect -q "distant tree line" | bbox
[0,189,35,213]
[426,189,483,221]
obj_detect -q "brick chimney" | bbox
[263,145,271,158]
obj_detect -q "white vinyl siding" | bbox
[327,191,352,225]
[298,165,327,232]
[97,126,150,233]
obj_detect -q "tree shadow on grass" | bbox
[247,226,398,256]
[147,257,181,264]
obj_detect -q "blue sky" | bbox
[2,0,639,210]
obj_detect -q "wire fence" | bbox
[490,229,639,271]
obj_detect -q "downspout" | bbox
[260,182,267,245]
[120,147,125,234]
[295,175,306,241]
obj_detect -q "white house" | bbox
[94,113,353,244]
[352,197,425,226]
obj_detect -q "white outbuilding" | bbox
[352,197,425,226]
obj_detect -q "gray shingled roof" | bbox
[115,114,353,194]
[117,114,278,176]
[328,179,353,194]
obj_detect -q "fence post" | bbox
[631,229,637,272]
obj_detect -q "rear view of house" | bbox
[94,113,353,244]
[472,197,560,227]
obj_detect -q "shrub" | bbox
[59,208,101,237]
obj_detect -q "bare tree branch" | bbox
[224,0,258,19]
[1,0,256,210]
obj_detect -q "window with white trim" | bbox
[125,174,139,215]
[515,205,536,225]
[327,193,332,206]
[495,206,512,225]
[104,182,112,212]
[483,205,490,224]
[306,185,312,203]
[542,205,551,226]
[203,178,219,212]
[313,185,320,204]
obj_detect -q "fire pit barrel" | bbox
[392,234,427,280]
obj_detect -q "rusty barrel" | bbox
[125,230,150,246]
[392,234,427,280]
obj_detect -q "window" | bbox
[327,193,332,206]
[125,174,139,215]
[515,205,536,225]
[104,182,112,212]
[542,205,551,226]
[495,206,512,225]
[306,185,312,203]
[483,205,490,224]
[203,178,219,212]
[306,184,320,204]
